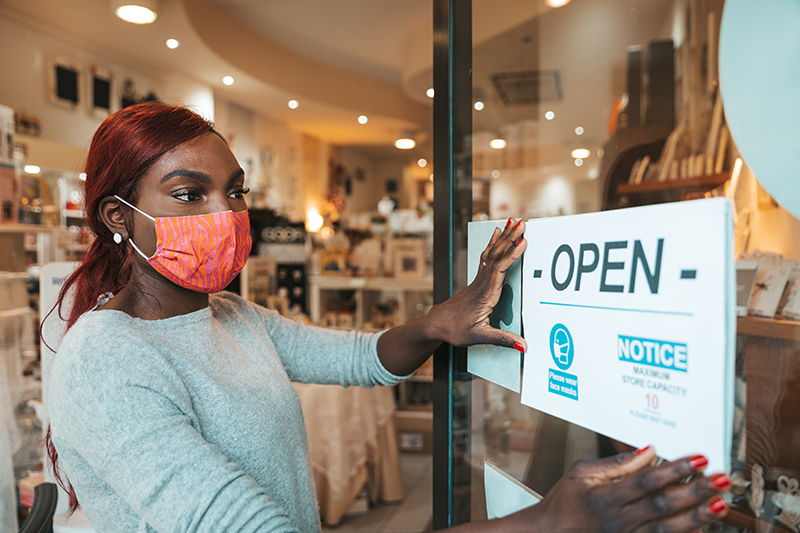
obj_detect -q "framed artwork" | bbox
[748,261,795,318]
[777,266,800,320]
[89,65,113,117]
[48,53,80,109]
[394,249,425,279]
[735,261,758,316]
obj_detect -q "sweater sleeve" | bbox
[243,299,409,387]
[48,332,301,533]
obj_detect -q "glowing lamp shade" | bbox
[489,138,507,150]
[113,1,159,24]
[571,148,591,159]
[306,211,324,233]
[395,138,415,149]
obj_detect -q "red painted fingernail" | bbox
[513,343,525,353]
[710,473,731,490]
[635,445,652,455]
[689,455,709,470]
[707,497,727,514]
[505,218,513,228]
[514,219,522,229]
[514,238,524,247]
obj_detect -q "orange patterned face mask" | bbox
[114,196,252,293]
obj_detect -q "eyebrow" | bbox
[160,168,245,184]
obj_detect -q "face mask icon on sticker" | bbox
[553,329,570,365]
[549,323,574,371]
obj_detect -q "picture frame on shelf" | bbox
[47,53,81,110]
[748,261,795,318]
[735,261,758,317]
[389,239,426,279]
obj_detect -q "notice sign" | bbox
[521,198,734,473]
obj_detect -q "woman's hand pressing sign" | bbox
[428,217,528,353]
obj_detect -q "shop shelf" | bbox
[616,171,731,195]
[736,315,800,342]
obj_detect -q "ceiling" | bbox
[0,0,676,166]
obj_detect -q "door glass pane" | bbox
[462,1,800,532]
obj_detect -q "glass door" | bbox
[432,1,800,531]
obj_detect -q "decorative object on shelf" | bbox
[773,475,800,531]
[735,261,758,317]
[778,267,800,321]
[389,239,426,279]
[750,463,765,518]
[748,261,795,318]
[320,247,348,276]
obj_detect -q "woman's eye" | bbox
[230,187,251,200]
[173,190,202,202]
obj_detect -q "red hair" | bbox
[44,102,217,513]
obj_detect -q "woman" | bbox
[46,102,729,532]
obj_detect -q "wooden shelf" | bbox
[737,315,800,341]
[617,171,731,195]
[0,223,62,234]
[308,275,432,292]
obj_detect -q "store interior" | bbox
[1,0,799,531]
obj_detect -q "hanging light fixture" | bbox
[112,0,160,24]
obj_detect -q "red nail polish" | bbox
[635,446,652,455]
[514,219,522,229]
[710,473,731,490]
[689,455,709,470]
[707,497,727,514]
[505,218,513,228]
[512,343,525,353]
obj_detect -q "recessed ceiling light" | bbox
[222,76,234,86]
[575,126,584,135]
[489,138,507,150]
[597,148,605,157]
[113,2,158,24]
[426,88,434,98]
[288,100,299,109]
[358,115,368,124]
[474,101,484,111]
[491,170,500,179]
[545,111,555,120]
[165,39,179,49]
[546,0,571,7]
[24,165,41,174]
[574,158,584,167]
[79,173,87,181]
[571,148,591,159]
[418,158,427,168]
[395,138,415,150]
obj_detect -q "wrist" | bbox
[422,302,452,344]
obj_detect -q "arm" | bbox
[452,448,728,532]
[378,218,527,376]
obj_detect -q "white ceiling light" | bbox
[545,111,555,120]
[222,76,235,86]
[426,88,435,98]
[418,158,427,168]
[546,0,571,7]
[474,101,484,111]
[357,115,368,124]
[575,126,584,135]
[574,158,584,167]
[165,39,179,49]
[24,165,41,174]
[491,170,500,179]
[112,1,159,24]
[571,148,591,159]
[489,138,507,150]
[395,138,415,150]
[288,100,299,109]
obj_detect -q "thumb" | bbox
[477,326,526,353]
[573,447,656,481]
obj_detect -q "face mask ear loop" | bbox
[113,195,155,260]
[113,195,156,222]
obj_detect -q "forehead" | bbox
[145,133,239,178]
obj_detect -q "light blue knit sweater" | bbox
[46,292,406,532]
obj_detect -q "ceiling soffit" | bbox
[182,0,428,128]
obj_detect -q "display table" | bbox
[292,383,404,527]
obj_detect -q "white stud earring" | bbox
[113,233,123,244]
